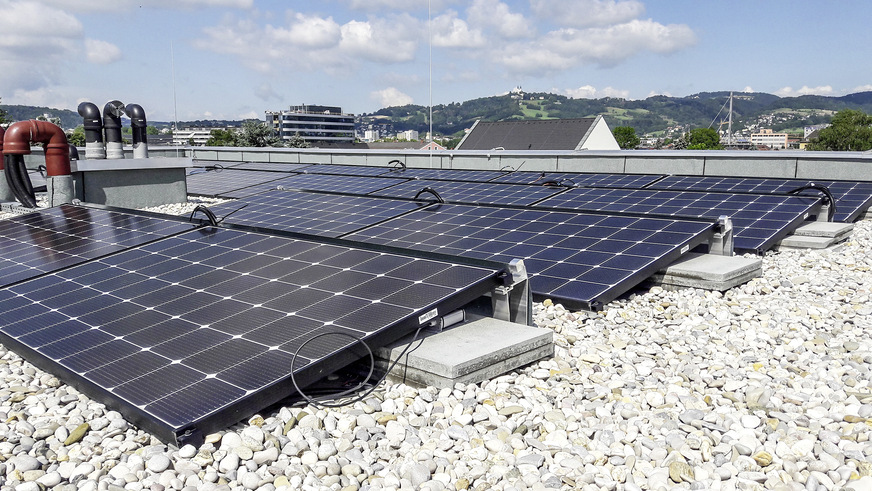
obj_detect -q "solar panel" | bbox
[345,204,714,310]
[0,205,192,288]
[228,162,314,173]
[491,172,665,188]
[209,189,429,237]
[0,226,504,445]
[370,180,566,206]
[384,168,510,182]
[535,188,821,253]
[186,169,292,197]
[304,164,395,176]
[647,176,872,222]
[241,174,408,196]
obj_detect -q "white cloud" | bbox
[286,13,341,49]
[431,11,485,48]
[742,86,754,93]
[565,85,629,99]
[775,85,834,97]
[85,39,122,64]
[530,0,645,28]
[850,85,872,93]
[38,0,252,12]
[339,15,420,63]
[467,0,533,39]
[648,90,672,98]
[371,87,414,107]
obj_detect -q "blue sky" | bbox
[1,0,870,123]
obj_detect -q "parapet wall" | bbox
[189,147,872,182]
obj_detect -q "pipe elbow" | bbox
[102,100,124,129]
[124,104,147,127]
[78,101,104,133]
[2,120,71,176]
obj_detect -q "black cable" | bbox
[290,327,424,408]
[215,202,248,224]
[189,204,219,226]
[413,186,444,203]
[387,159,406,171]
[37,165,47,178]
[787,183,837,221]
[500,160,526,173]
[4,155,38,208]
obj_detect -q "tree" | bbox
[146,126,159,135]
[0,97,7,124]
[286,132,310,148]
[206,128,237,147]
[613,126,640,149]
[67,126,86,147]
[683,128,723,150]
[807,109,872,151]
[235,120,282,147]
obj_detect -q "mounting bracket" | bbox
[491,258,532,325]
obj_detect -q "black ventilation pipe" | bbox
[77,102,106,159]
[103,100,125,159]
[124,103,149,158]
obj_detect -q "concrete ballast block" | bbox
[375,316,553,388]
[646,252,762,291]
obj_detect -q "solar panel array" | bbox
[536,187,821,253]
[646,176,872,222]
[209,189,428,237]
[345,204,713,309]
[0,213,504,444]
[0,205,192,288]
[229,162,313,173]
[386,168,510,182]
[186,169,291,197]
[491,172,665,188]
[371,180,566,206]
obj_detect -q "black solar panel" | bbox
[229,162,314,173]
[0,205,192,288]
[384,168,509,182]
[345,204,714,310]
[535,188,821,253]
[241,174,408,196]
[647,176,872,222]
[209,190,429,237]
[186,169,291,197]
[0,227,503,445]
[370,180,566,206]
[491,172,665,188]
[304,164,395,177]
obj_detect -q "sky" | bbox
[2,0,871,123]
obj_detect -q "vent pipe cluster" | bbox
[77,100,149,159]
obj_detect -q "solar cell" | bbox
[235,173,408,197]
[209,189,429,237]
[370,180,567,206]
[0,227,503,445]
[535,187,821,253]
[186,169,292,197]
[491,172,665,188]
[383,168,510,182]
[647,176,872,222]
[0,205,192,288]
[345,204,714,310]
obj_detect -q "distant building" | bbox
[750,129,789,149]
[266,105,355,145]
[398,130,419,141]
[363,130,379,142]
[455,116,619,151]
[172,128,219,146]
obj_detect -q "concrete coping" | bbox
[71,157,193,172]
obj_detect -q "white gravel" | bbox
[0,203,871,490]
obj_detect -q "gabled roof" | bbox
[456,117,602,151]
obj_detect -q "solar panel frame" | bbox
[0,226,507,446]
[383,168,511,182]
[228,174,410,198]
[534,187,822,253]
[646,175,872,222]
[344,204,715,310]
[369,179,568,206]
[228,162,315,173]
[302,164,396,177]
[491,172,666,188]
[208,189,431,237]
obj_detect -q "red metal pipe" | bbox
[3,120,71,177]
[0,126,5,170]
